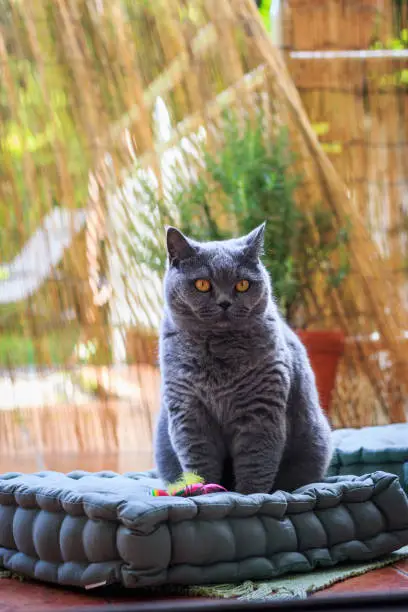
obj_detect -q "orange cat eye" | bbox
[235,279,250,293]
[194,279,212,292]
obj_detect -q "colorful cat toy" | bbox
[151,472,227,497]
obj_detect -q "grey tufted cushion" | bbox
[1,470,408,588]
[328,424,408,493]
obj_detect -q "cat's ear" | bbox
[243,222,265,259]
[166,226,196,265]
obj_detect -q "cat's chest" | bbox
[182,338,256,390]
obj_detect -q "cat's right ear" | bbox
[166,226,196,266]
[243,222,266,260]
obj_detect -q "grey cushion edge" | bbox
[0,471,402,530]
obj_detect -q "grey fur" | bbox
[154,224,332,494]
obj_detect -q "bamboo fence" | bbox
[284,0,396,51]
[0,0,407,466]
[284,0,408,424]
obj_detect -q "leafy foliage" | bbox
[130,114,350,323]
[256,0,272,32]
[370,27,408,87]
[372,28,408,50]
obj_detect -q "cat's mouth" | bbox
[215,311,235,326]
[215,318,231,327]
[196,310,243,327]
[196,311,231,327]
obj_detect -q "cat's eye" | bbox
[195,279,212,292]
[235,279,250,293]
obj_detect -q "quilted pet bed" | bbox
[328,423,408,493]
[1,469,408,589]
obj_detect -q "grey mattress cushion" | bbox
[1,470,408,589]
[328,424,408,493]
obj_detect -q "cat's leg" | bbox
[276,407,332,492]
[154,407,183,484]
[167,395,225,485]
[229,363,290,495]
[230,411,286,495]
[273,444,331,492]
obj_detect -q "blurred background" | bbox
[0,0,407,474]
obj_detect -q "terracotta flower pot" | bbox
[296,329,345,416]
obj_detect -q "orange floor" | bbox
[2,560,408,611]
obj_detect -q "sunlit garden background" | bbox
[0,0,407,473]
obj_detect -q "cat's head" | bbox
[163,224,271,331]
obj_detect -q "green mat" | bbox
[2,547,408,601]
[186,546,408,601]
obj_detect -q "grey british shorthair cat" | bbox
[154,223,332,494]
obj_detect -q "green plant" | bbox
[370,27,408,87]
[129,114,350,326]
[372,28,408,50]
[0,328,80,368]
[256,0,272,32]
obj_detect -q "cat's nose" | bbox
[218,300,232,310]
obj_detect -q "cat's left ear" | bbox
[244,222,266,260]
[166,226,196,266]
